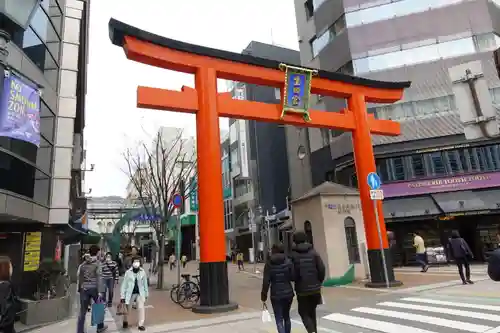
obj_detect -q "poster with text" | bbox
[0,73,40,146]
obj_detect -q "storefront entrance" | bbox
[387,214,500,265]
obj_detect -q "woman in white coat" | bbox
[120,256,149,331]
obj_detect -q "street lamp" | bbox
[0,0,41,62]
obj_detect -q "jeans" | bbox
[77,288,104,333]
[415,253,427,269]
[103,279,115,305]
[297,293,321,333]
[271,298,293,333]
[456,257,471,282]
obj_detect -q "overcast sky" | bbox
[84,0,299,197]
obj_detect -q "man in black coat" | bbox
[290,231,326,333]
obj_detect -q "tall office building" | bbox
[225,41,299,257]
[0,0,89,293]
[292,0,500,264]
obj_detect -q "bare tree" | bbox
[123,129,196,289]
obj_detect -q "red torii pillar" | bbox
[109,18,410,313]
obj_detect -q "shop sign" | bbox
[383,171,500,198]
[325,203,361,214]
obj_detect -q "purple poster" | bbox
[0,73,40,147]
[382,171,500,198]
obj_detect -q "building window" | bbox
[320,129,330,146]
[445,150,462,174]
[430,152,446,176]
[344,217,360,264]
[310,15,346,57]
[411,154,425,178]
[353,35,481,74]
[390,157,405,181]
[345,0,471,28]
[304,221,313,245]
[377,159,390,181]
[304,0,314,19]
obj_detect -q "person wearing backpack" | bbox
[447,230,474,285]
[261,244,294,333]
[102,252,119,307]
[290,232,326,333]
[77,245,107,333]
[0,256,18,333]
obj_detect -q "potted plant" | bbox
[20,258,71,325]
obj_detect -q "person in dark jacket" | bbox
[261,244,294,333]
[448,230,474,285]
[0,256,18,333]
[290,231,326,333]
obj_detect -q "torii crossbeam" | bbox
[109,18,411,313]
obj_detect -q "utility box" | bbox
[448,61,498,140]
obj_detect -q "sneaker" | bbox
[138,326,146,331]
[462,281,467,285]
[97,325,108,333]
[123,321,129,329]
[467,280,474,284]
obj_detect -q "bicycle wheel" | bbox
[177,281,200,309]
[170,285,180,303]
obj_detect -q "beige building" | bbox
[292,182,369,281]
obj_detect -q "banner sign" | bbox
[279,64,317,122]
[382,171,500,198]
[1,72,40,146]
[189,176,198,212]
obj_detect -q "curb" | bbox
[130,311,262,333]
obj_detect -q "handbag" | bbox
[91,301,106,326]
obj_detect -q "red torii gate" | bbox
[109,18,410,313]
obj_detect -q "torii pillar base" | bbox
[192,262,238,314]
[365,249,402,288]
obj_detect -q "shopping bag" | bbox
[116,302,127,316]
[320,295,326,305]
[91,302,106,326]
[261,303,272,323]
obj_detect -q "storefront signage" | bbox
[23,232,41,272]
[383,171,500,198]
[325,203,361,214]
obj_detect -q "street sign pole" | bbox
[172,193,183,287]
[367,172,389,289]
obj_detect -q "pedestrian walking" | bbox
[181,254,187,269]
[120,257,149,331]
[237,251,244,271]
[448,230,474,285]
[169,253,176,271]
[261,244,294,333]
[77,245,108,333]
[290,231,325,333]
[413,232,428,272]
[102,252,119,307]
[0,257,19,333]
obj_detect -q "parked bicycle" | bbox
[170,273,200,309]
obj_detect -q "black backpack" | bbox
[488,249,500,281]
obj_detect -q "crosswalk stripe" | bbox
[323,313,438,333]
[378,301,500,321]
[402,297,500,311]
[352,306,493,332]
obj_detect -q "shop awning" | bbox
[383,196,441,220]
[431,189,500,213]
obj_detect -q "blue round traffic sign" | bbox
[172,193,183,208]
[367,172,381,190]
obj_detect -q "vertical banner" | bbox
[279,64,317,122]
[189,176,198,212]
[1,72,41,146]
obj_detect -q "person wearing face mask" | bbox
[102,252,119,307]
[0,256,19,333]
[120,257,149,331]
